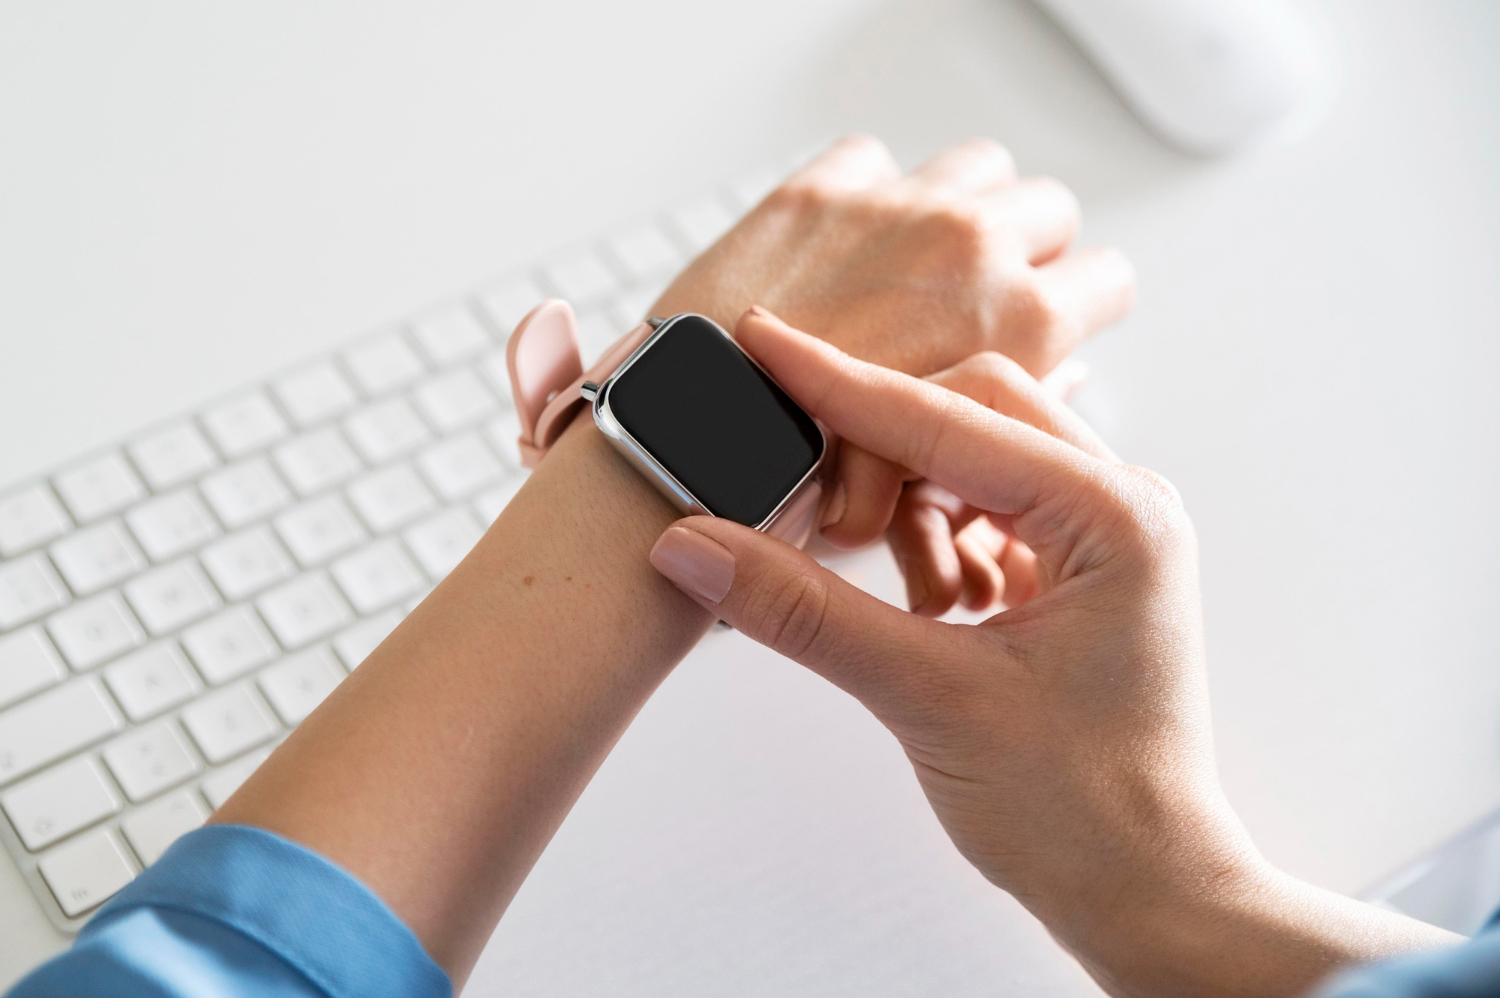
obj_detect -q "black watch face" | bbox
[606,314,824,526]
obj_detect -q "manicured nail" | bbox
[820,481,847,530]
[650,526,736,603]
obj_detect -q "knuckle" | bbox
[1033,175,1081,216]
[745,571,834,660]
[972,138,1019,177]
[938,203,987,242]
[919,204,990,264]
[1105,465,1194,553]
[967,135,1013,160]
[764,179,832,213]
[1003,270,1068,338]
[834,131,889,156]
[964,350,1024,384]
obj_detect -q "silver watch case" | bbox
[582,313,826,532]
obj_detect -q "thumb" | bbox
[650,516,951,719]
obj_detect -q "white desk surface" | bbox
[2,0,1498,992]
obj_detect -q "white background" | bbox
[2,1,1498,993]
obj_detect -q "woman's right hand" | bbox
[649,310,1458,998]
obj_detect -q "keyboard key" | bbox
[473,478,524,524]
[274,496,366,567]
[103,644,202,722]
[272,428,363,497]
[258,646,345,724]
[0,627,67,710]
[346,464,435,533]
[39,827,136,917]
[103,721,201,803]
[0,757,121,851]
[412,370,497,432]
[122,789,209,865]
[128,424,218,491]
[200,748,271,809]
[181,684,278,764]
[0,554,71,630]
[53,453,146,524]
[544,250,619,304]
[273,362,358,428]
[46,593,145,672]
[0,485,71,558]
[478,276,546,336]
[125,489,220,561]
[200,458,292,529]
[331,540,426,614]
[607,224,683,282]
[417,433,503,500]
[333,610,402,670]
[405,507,483,579]
[124,560,221,636]
[343,333,425,396]
[201,391,290,458]
[181,607,280,686]
[0,678,124,787]
[343,398,431,463]
[670,197,736,251]
[411,306,491,366]
[256,574,352,648]
[200,527,295,601]
[50,522,145,597]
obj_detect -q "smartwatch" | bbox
[505,300,827,539]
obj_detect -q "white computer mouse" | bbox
[1034,0,1331,155]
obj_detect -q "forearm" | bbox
[213,414,710,984]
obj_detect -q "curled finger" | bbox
[953,517,1009,611]
[906,138,1018,198]
[887,481,968,617]
[784,134,902,194]
[821,442,908,549]
[927,350,1117,461]
[1027,246,1136,364]
[978,176,1081,265]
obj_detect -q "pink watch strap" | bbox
[505,299,654,469]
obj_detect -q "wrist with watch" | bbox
[505,301,828,544]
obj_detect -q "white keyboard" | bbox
[0,164,786,932]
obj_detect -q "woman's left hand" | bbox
[652,134,1134,380]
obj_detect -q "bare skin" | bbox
[211,134,1134,986]
[649,311,1461,998]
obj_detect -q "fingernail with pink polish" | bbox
[650,527,736,603]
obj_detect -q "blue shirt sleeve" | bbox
[1314,922,1500,998]
[4,825,451,998]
